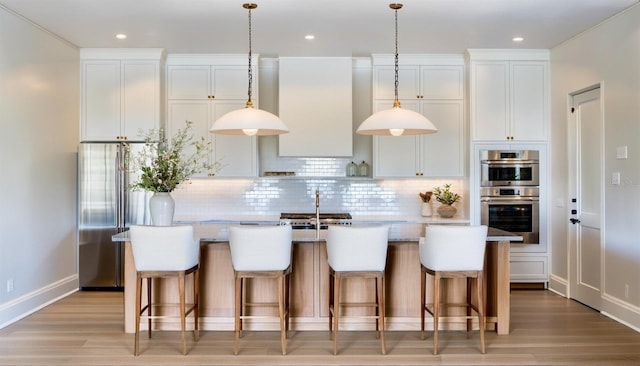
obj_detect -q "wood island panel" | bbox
[123,238,511,335]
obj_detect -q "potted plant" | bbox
[129,121,219,225]
[432,184,461,218]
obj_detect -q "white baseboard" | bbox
[0,275,78,329]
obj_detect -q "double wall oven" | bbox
[480,150,540,244]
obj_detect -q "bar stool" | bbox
[228,224,293,355]
[419,225,488,355]
[326,225,390,355]
[129,225,200,356]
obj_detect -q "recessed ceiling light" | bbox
[305,34,315,40]
[512,37,524,42]
[115,34,127,40]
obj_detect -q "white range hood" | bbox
[278,57,353,157]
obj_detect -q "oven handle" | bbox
[480,197,539,202]
[480,160,539,165]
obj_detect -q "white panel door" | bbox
[569,87,602,310]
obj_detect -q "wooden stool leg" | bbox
[194,269,199,341]
[420,267,426,340]
[278,274,287,355]
[179,272,187,355]
[477,273,486,354]
[147,278,152,338]
[466,277,472,332]
[234,275,241,355]
[333,273,341,355]
[134,275,142,356]
[285,272,290,338]
[378,274,386,355]
[328,271,334,339]
[375,277,380,338]
[433,273,440,355]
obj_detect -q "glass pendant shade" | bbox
[209,3,288,136]
[210,102,289,136]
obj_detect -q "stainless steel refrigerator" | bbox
[78,142,152,290]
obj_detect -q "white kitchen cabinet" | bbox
[167,65,253,100]
[468,50,549,142]
[165,55,259,178]
[373,100,464,177]
[374,64,464,100]
[510,255,548,283]
[168,100,257,178]
[80,49,163,141]
[371,55,465,178]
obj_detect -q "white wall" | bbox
[0,6,79,328]
[549,4,640,329]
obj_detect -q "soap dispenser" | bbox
[358,161,369,177]
[346,161,357,177]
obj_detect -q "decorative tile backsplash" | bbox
[171,172,467,220]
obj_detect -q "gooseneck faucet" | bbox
[315,189,320,240]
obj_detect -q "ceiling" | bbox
[1,0,638,57]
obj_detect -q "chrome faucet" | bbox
[315,189,320,239]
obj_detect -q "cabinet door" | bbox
[511,62,547,141]
[167,65,211,99]
[121,61,160,140]
[372,100,421,177]
[81,60,121,141]
[211,66,252,100]
[373,66,419,100]
[471,61,509,141]
[420,101,464,177]
[420,66,464,100]
[211,101,258,177]
[167,100,213,177]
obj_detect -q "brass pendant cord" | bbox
[247,5,253,104]
[392,3,402,108]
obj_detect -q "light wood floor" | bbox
[1,290,640,365]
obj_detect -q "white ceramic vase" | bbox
[420,202,432,217]
[149,192,175,226]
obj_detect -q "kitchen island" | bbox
[113,222,517,335]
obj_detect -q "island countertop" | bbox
[112,217,520,243]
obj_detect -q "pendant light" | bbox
[210,3,289,136]
[356,3,437,136]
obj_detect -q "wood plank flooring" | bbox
[1,290,640,365]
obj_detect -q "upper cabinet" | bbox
[467,49,549,142]
[167,64,252,100]
[166,55,258,178]
[80,49,164,142]
[371,55,465,178]
[278,57,353,157]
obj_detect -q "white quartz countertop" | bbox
[111,215,520,243]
